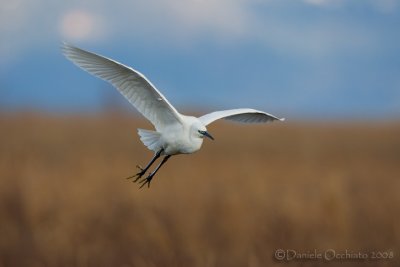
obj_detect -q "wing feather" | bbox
[199,108,284,126]
[62,43,182,131]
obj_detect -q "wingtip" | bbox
[279,118,286,122]
[60,42,78,55]
[60,41,69,49]
[60,41,71,55]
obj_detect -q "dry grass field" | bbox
[0,112,399,267]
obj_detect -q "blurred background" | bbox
[0,0,399,266]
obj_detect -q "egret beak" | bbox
[199,130,214,140]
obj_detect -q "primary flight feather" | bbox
[62,43,284,188]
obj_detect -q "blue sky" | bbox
[0,0,399,119]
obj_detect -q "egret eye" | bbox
[198,130,205,138]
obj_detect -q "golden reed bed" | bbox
[0,113,399,266]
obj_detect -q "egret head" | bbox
[192,122,214,141]
[198,129,214,140]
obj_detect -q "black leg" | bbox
[126,149,163,182]
[139,155,171,188]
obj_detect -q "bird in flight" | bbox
[62,43,284,188]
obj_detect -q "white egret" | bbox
[62,43,284,188]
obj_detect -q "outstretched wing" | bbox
[199,108,284,126]
[62,43,182,131]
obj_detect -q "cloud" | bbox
[59,9,105,42]
[94,0,257,45]
[1,0,255,65]
[160,0,252,37]
[0,0,397,66]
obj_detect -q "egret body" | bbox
[62,44,284,188]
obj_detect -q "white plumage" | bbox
[62,43,284,188]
